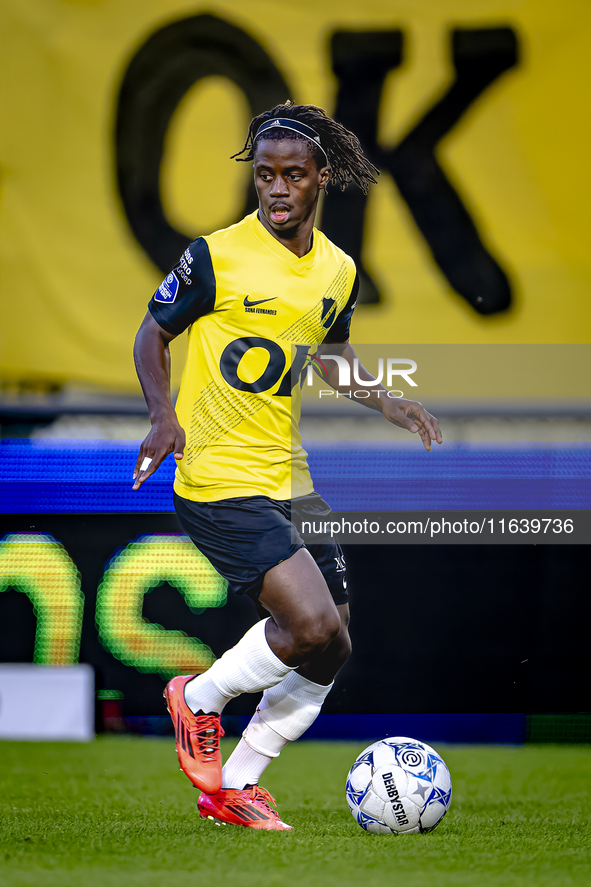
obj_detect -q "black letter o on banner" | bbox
[114,14,291,273]
[219,338,286,393]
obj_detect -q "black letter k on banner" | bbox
[322,28,519,314]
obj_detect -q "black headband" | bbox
[253,118,329,165]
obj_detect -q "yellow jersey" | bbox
[148,211,358,502]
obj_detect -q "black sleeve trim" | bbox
[147,304,180,336]
[324,272,359,343]
[148,238,216,336]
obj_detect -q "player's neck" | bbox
[257,209,316,258]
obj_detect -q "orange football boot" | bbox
[164,675,224,794]
[197,785,292,831]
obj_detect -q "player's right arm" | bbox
[132,237,217,490]
[132,313,185,490]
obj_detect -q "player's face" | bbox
[254,139,329,236]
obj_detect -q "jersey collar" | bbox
[247,211,318,273]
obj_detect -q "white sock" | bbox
[222,672,333,789]
[221,738,273,790]
[184,618,295,715]
[253,671,334,744]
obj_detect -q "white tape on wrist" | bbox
[140,457,152,472]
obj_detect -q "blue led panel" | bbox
[0,439,589,513]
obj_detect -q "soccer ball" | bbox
[346,736,452,835]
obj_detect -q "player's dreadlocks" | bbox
[232,101,378,195]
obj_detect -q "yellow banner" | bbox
[1,0,590,392]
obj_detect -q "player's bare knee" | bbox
[292,610,340,659]
[327,628,351,669]
[319,609,341,647]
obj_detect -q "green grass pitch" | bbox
[1,736,590,887]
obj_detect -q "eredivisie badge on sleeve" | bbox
[155,272,180,303]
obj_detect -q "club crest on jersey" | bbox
[155,272,180,303]
[321,297,337,329]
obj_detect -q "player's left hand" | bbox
[382,397,442,451]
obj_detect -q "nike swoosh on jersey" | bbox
[243,296,277,307]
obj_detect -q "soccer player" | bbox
[132,102,442,830]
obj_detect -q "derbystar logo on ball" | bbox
[346,737,452,835]
[155,272,180,303]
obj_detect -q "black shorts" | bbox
[173,490,348,606]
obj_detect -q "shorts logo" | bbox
[334,555,346,573]
[155,271,180,303]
